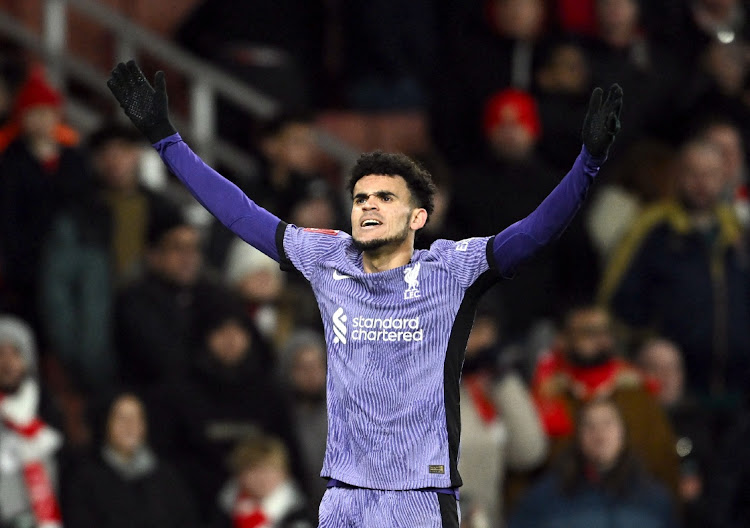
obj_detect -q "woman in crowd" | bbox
[63,391,198,528]
[508,398,679,528]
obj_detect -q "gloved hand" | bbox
[106,60,176,144]
[582,83,623,159]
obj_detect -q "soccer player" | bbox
[107,60,622,528]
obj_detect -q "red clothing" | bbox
[532,348,658,436]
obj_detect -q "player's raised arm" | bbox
[106,60,283,260]
[491,84,623,277]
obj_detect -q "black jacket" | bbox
[62,453,199,528]
[114,274,233,391]
[147,348,300,522]
[600,201,750,397]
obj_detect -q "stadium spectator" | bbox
[637,338,717,528]
[113,202,229,391]
[693,116,749,226]
[431,0,548,163]
[531,305,680,494]
[147,293,299,522]
[508,398,679,528]
[458,302,547,527]
[224,241,290,345]
[599,138,750,402]
[679,41,750,131]
[0,64,79,153]
[278,330,328,508]
[450,88,598,340]
[642,0,750,68]
[39,123,172,393]
[0,315,64,528]
[63,392,199,528]
[213,433,316,528]
[533,38,593,172]
[205,115,334,270]
[0,66,90,329]
[582,0,684,149]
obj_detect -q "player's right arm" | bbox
[106,61,283,261]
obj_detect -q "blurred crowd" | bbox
[0,0,750,527]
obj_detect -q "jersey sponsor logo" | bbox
[403,262,421,300]
[332,270,353,281]
[333,307,347,344]
[332,307,424,343]
[304,227,339,235]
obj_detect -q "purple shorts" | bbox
[319,486,460,528]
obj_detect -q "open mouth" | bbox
[360,219,383,228]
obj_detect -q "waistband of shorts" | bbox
[326,478,459,499]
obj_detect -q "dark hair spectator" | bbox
[146,292,300,522]
[637,338,720,528]
[39,121,170,394]
[599,138,750,403]
[509,398,679,528]
[277,329,328,508]
[63,391,199,528]
[529,305,680,495]
[113,203,234,392]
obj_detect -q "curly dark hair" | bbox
[347,151,437,221]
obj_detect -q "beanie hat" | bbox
[224,238,284,286]
[0,315,37,376]
[12,66,62,118]
[482,88,542,140]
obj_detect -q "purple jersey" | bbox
[153,133,603,491]
[280,227,498,489]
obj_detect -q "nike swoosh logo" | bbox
[333,271,353,280]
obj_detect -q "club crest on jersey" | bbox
[403,262,421,300]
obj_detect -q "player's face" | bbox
[351,174,424,252]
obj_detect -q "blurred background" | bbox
[0,0,749,527]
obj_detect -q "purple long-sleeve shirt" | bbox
[153,134,603,489]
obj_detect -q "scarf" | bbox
[102,445,157,481]
[464,373,499,425]
[533,349,651,436]
[0,379,63,528]
[227,480,302,528]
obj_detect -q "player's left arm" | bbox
[491,84,623,277]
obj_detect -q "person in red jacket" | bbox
[530,304,679,495]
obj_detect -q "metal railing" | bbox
[0,0,359,175]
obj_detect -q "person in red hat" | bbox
[482,88,543,162]
[449,88,599,343]
[0,65,79,153]
[0,65,90,330]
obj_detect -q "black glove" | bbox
[582,83,623,159]
[106,60,176,143]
